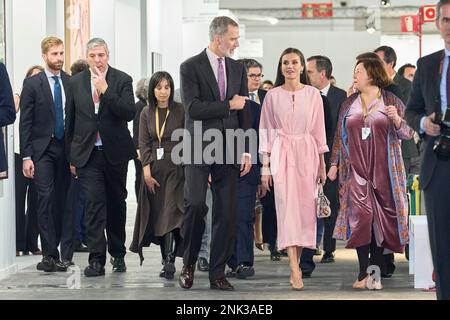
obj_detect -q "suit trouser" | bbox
[77,149,128,266]
[322,178,339,254]
[199,188,212,260]
[300,248,316,274]
[182,164,239,281]
[33,139,70,259]
[423,159,450,300]
[228,180,257,268]
[260,190,277,253]
[15,153,39,252]
[60,176,86,260]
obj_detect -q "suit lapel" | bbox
[225,57,236,100]
[431,51,443,114]
[99,66,113,115]
[199,50,221,101]
[40,72,55,118]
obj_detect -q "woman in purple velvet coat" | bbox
[328,55,412,290]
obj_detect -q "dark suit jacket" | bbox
[0,63,16,172]
[65,67,136,167]
[19,70,70,162]
[393,73,419,159]
[239,89,267,185]
[180,49,252,165]
[405,50,444,189]
[326,85,347,145]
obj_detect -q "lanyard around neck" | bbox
[155,107,170,147]
[361,91,381,125]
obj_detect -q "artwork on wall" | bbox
[64,0,90,72]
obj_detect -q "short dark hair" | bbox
[70,59,89,76]
[437,0,450,20]
[275,48,309,87]
[307,55,333,79]
[398,63,416,76]
[237,58,263,73]
[263,80,273,86]
[25,65,44,79]
[148,71,175,109]
[356,54,392,89]
[374,45,397,68]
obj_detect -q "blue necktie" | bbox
[52,76,64,140]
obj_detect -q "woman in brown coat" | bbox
[130,71,185,279]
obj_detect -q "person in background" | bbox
[130,71,185,280]
[62,59,89,255]
[305,55,347,268]
[133,77,150,200]
[329,55,412,290]
[227,58,265,279]
[398,63,416,82]
[262,80,273,91]
[1,62,17,183]
[14,65,43,257]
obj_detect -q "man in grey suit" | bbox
[0,63,16,174]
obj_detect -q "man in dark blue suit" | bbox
[227,59,266,279]
[20,37,71,272]
[405,0,450,300]
[0,63,16,175]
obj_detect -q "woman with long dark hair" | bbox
[130,71,185,280]
[259,48,328,290]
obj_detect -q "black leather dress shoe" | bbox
[321,252,335,263]
[225,268,236,278]
[270,252,281,261]
[62,260,75,268]
[179,265,195,289]
[84,262,105,277]
[111,257,127,272]
[54,260,68,272]
[197,257,209,272]
[236,265,255,279]
[210,278,234,291]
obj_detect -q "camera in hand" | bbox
[433,107,450,160]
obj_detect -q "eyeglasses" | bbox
[247,73,264,80]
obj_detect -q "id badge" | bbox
[156,148,164,160]
[362,127,371,140]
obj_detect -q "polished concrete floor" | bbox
[0,166,436,300]
[0,204,435,300]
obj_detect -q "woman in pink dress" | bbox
[328,55,412,290]
[259,48,328,290]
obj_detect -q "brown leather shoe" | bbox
[31,249,42,256]
[178,265,195,289]
[210,278,235,291]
